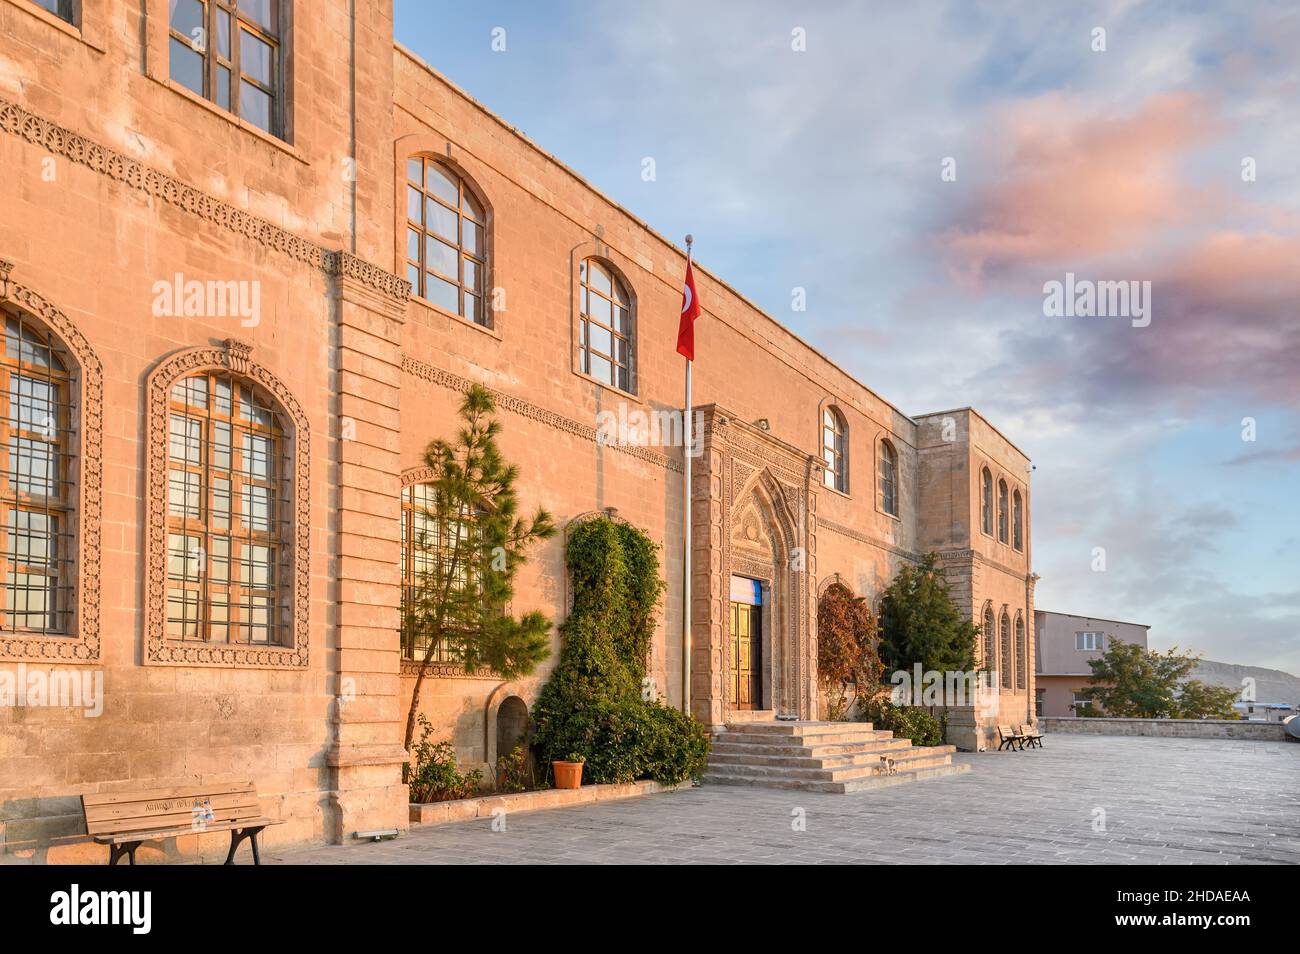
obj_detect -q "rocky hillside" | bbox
[1192,660,1300,706]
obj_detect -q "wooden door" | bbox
[730,600,762,710]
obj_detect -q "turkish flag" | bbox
[676,259,702,360]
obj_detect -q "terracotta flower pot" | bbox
[552,760,584,790]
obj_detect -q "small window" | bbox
[980,467,993,535]
[34,0,74,24]
[579,259,634,391]
[999,611,1012,689]
[1012,489,1024,551]
[1075,631,1104,651]
[821,408,847,492]
[1072,692,1093,711]
[982,603,996,672]
[169,0,284,137]
[1015,614,1026,689]
[407,158,489,325]
[879,439,898,516]
[996,479,1009,543]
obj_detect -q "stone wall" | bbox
[1042,717,1288,742]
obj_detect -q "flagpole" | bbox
[681,234,694,716]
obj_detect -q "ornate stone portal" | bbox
[689,406,818,727]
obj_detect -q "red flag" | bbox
[676,258,702,360]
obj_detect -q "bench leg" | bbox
[108,842,139,865]
[224,826,267,865]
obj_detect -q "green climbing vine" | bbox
[531,516,710,785]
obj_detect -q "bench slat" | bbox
[85,792,259,824]
[92,817,282,845]
[86,805,264,836]
[82,783,255,808]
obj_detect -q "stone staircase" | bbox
[705,720,970,793]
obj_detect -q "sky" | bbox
[393,0,1300,674]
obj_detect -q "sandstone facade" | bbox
[0,0,1034,860]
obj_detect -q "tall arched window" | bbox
[982,603,996,673]
[0,314,74,635]
[406,156,488,325]
[579,258,634,392]
[879,439,898,516]
[1015,613,1027,689]
[997,478,1009,543]
[980,467,993,535]
[1000,610,1013,689]
[164,369,289,645]
[1012,489,1024,551]
[822,407,847,492]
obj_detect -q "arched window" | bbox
[1015,613,1027,689]
[164,369,290,646]
[0,314,74,635]
[1012,489,1024,551]
[406,157,488,325]
[1000,610,1013,689]
[997,478,1009,543]
[879,439,898,516]
[980,467,993,535]
[982,603,996,673]
[822,407,847,492]
[579,258,634,392]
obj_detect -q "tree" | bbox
[817,582,883,720]
[402,385,556,753]
[1173,679,1241,720]
[1079,641,1227,718]
[877,554,978,675]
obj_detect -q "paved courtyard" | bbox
[273,735,1300,864]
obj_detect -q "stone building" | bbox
[0,0,1035,860]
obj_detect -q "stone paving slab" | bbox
[271,735,1300,865]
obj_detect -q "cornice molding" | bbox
[0,97,410,305]
[401,355,682,473]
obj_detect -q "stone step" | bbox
[725,709,778,723]
[705,761,970,794]
[719,720,877,739]
[715,728,895,749]
[706,746,954,783]
[707,738,917,769]
[710,733,898,757]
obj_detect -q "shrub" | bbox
[408,715,484,802]
[817,582,883,721]
[494,742,533,794]
[532,517,710,785]
[857,697,945,747]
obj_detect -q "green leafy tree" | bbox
[402,385,556,753]
[1173,679,1241,720]
[817,582,883,720]
[1079,641,1226,718]
[877,554,978,674]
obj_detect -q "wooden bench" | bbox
[81,783,282,865]
[1018,724,1043,749]
[996,725,1025,751]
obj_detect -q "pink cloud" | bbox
[939,92,1219,282]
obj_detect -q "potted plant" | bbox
[552,753,585,790]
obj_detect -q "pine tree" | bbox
[876,553,978,675]
[401,385,556,753]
